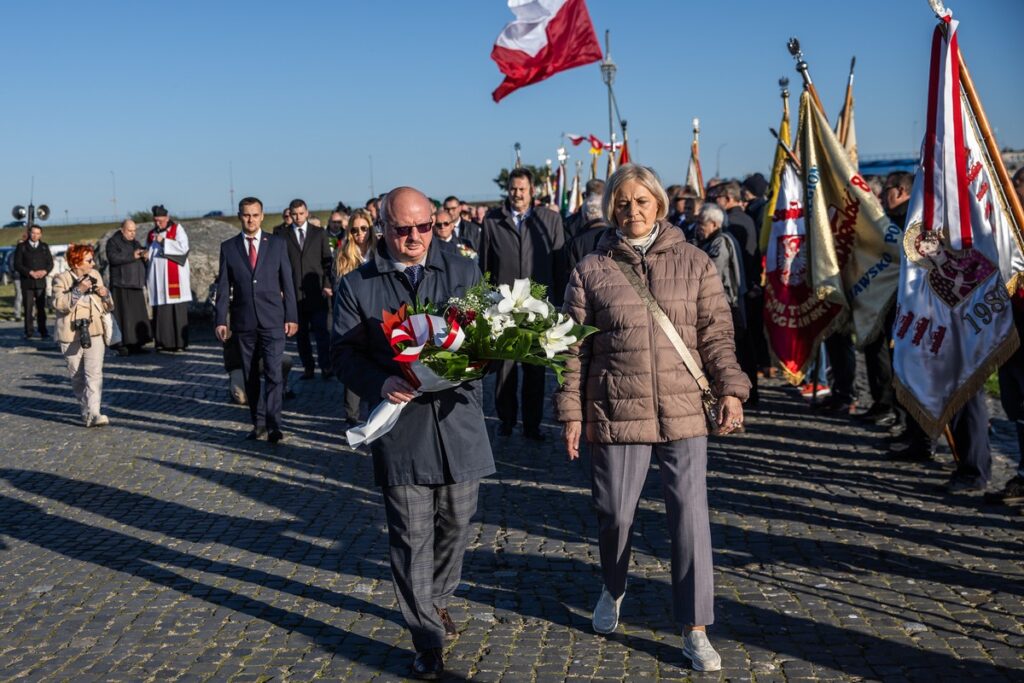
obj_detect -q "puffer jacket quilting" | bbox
[554,223,751,444]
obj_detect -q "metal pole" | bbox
[110,171,118,219]
[715,143,727,178]
[369,155,375,197]
[600,30,617,154]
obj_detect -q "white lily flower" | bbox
[539,314,578,358]
[493,278,550,322]
[483,308,516,339]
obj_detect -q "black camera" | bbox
[72,318,92,349]
[74,274,98,296]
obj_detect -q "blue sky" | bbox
[4,0,1021,222]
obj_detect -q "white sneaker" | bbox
[682,630,722,672]
[92,414,109,427]
[591,587,624,634]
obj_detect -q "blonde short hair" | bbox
[602,164,670,227]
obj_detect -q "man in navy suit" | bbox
[215,196,298,443]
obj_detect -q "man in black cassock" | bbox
[106,219,152,354]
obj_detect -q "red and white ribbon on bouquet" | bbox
[347,314,468,447]
[389,313,465,362]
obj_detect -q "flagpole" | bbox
[787,37,827,116]
[691,118,704,198]
[839,56,856,147]
[770,128,802,173]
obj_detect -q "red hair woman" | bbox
[52,244,114,426]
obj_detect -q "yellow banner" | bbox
[800,92,901,346]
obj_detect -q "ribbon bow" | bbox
[389,313,465,362]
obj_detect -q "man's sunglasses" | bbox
[436,220,453,228]
[389,222,432,237]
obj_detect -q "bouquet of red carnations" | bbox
[346,277,596,445]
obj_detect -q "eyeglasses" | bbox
[350,226,369,234]
[83,257,94,263]
[436,221,452,228]
[389,222,432,237]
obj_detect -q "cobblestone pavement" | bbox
[0,320,1021,682]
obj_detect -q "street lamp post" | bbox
[599,30,616,152]
[715,143,728,179]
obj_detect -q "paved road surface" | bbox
[0,322,1021,682]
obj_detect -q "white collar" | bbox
[293,222,308,231]
[244,230,262,242]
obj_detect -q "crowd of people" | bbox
[9,162,1024,679]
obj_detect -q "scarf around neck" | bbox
[616,223,660,255]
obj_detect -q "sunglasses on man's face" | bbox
[436,221,453,228]
[389,222,432,237]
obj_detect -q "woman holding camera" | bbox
[53,244,114,427]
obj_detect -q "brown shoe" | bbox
[436,607,458,639]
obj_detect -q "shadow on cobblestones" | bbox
[1,324,1021,681]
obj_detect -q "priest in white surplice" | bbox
[146,205,192,351]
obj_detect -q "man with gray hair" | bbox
[333,186,495,680]
[564,178,605,239]
[106,219,152,354]
[566,193,612,271]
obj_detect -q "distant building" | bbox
[857,148,1023,177]
[1002,148,1024,173]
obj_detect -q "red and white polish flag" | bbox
[491,0,603,103]
[893,11,1022,437]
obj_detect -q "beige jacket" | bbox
[53,269,114,343]
[553,223,751,444]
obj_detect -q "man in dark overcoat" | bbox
[479,167,566,439]
[332,186,494,680]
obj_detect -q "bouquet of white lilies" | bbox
[347,276,596,446]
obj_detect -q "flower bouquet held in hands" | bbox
[346,277,597,445]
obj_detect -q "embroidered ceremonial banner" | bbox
[800,91,901,346]
[764,163,845,384]
[685,135,704,199]
[760,96,791,255]
[893,12,1021,438]
[761,99,843,383]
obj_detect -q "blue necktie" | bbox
[406,264,424,288]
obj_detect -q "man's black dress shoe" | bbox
[268,429,284,444]
[245,428,267,441]
[524,429,546,442]
[498,423,514,436]
[410,648,444,680]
